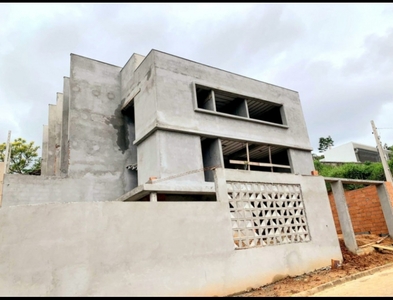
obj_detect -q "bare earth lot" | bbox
[228,234,393,297]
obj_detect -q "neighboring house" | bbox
[320,142,390,163]
[0,50,342,296]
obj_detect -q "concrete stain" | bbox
[105,102,129,154]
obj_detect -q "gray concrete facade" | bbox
[2,49,316,206]
[0,50,345,296]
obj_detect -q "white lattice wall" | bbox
[227,181,311,249]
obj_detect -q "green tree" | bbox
[313,159,391,191]
[0,137,41,174]
[318,135,334,152]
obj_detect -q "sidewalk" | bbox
[292,263,393,297]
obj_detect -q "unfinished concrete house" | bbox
[0,50,343,296]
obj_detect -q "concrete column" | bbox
[60,77,70,176]
[331,180,358,254]
[47,104,57,176]
[201,138,224,182]
[213,167,228,203]
[377,183,393,237]
[149,192,157,202]
[41,125,49,176]
[55,93,63,177]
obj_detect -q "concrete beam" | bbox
[115,182,215,202]
[324,177,384,185]
[331,180,358,254]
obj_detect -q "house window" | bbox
[200,137,292,182]
[195,84,285,125]
[221,139,291,173]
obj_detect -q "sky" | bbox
[1,3,393,157]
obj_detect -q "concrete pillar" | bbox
[47,104,57,176]
[55,93,63,177]
[213,167,228,203]
[377,183,393,237]
[201,138,224,182]
[60,77,70,177]
[331,180,358,254]
[149,192,157,202]
[41,125,49,176]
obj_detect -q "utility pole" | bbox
[371,120,393,183]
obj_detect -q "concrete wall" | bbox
[68,54,124,180]
[137,130,205,185]
[1,173,125,207]
[328,185,390,235]
[0,183,342,296]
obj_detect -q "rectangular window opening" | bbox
[195,84,285,125]
[220,139,291,173]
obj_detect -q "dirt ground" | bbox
[228,234,393,297]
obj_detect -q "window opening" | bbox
[195,84,284,125]
[220,139,291,173]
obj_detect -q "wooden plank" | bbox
[229,160,291,169]
[359,236,389,248]
[372,244,393,251]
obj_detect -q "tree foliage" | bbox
[0,138,41,174]
[314,159,393,191]
[318,135,334,152]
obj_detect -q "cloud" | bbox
[1,3,393,158]
[342,28,393,76]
